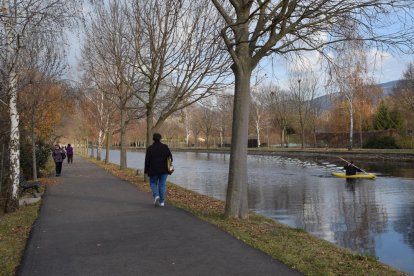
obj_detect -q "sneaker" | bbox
[154,196,160,206]
[160,202,165,207]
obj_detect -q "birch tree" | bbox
[250,87,270,147]
[211,0,414,218]
[0,0,79,211]
[80,81,117,161]
[332,39,367,150]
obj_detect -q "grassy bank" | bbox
[0,157,54,276]
[0,202,40,276]
[91,159,406,276]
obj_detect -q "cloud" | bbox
[367,49,413,82]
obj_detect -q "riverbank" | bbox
[90,158,407,275]
[183,147,414,162]
[125,147,414,163]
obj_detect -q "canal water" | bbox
[99,150,414,274]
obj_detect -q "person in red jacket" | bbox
[144,133,173,207]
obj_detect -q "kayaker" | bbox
[344,161,362,176]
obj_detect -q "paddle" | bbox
[337,156,368,175]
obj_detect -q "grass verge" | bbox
[0,202,40,276]
[0,156,54,275]
[90,159,406,276]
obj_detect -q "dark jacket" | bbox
[52,148,65,163]
[144,141,173,177]
[344,164,362,175]
[66,146,73,156]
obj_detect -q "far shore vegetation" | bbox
[90,158,407,276]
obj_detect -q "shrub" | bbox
[363,136,400,149]
[20,141,52,179]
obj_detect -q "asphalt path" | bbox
[18,156,302,276]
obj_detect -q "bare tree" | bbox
[331,38,368,150]
[211,0,414,218]
[393,62,414,112]
[214,93,233,147]
[79,79,117,161]
[268,85,291,147]
[197,102,217,149]
[82,0,144,169]
[250,87,269,147]
[127,0,230,153]
[289,72,318,149]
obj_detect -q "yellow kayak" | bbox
[332,172,376,179]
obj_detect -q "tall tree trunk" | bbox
[31,127,37,181]
[120,108,127,169]
[105,131,111,164]
[30,98,38,180]
[220,128,224,147]
[1,143,5,192]
[7,69,20,212]
[91,141,95,158]
[225,66,251,219]
[301,123,305,149]
[348,101,354,150]
[359,115,363,148]
[97,129,104,161]
[144,108,154,182]
[281,126,285,147]
[86,138,89,157]
[256,121,261,148]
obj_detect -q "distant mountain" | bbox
[313,80,400,111]
[379,80,399,95]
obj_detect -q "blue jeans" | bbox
[150,174,168,203]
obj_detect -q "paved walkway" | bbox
[18,157,302,276]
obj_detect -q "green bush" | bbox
[363,136,400,149]
[20,141,52,179]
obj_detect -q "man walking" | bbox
[144,133,173,207]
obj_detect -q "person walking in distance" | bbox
[52,144,66,176]
[145,133,173,207]
[66,143,74,164]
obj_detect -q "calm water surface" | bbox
[100,150,414,275]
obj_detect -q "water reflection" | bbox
[101,150,414,274]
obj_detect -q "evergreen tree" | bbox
[374,101,403,130]
[374,102,392,130]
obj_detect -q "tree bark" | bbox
[105,130,111,164]
[31,127,37,181]
[7,69,20,212]
[225,65,251,219]
[120,108,127,169]
[144,107,154,182]
[348,101,354,150]
[97,129,105,161]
